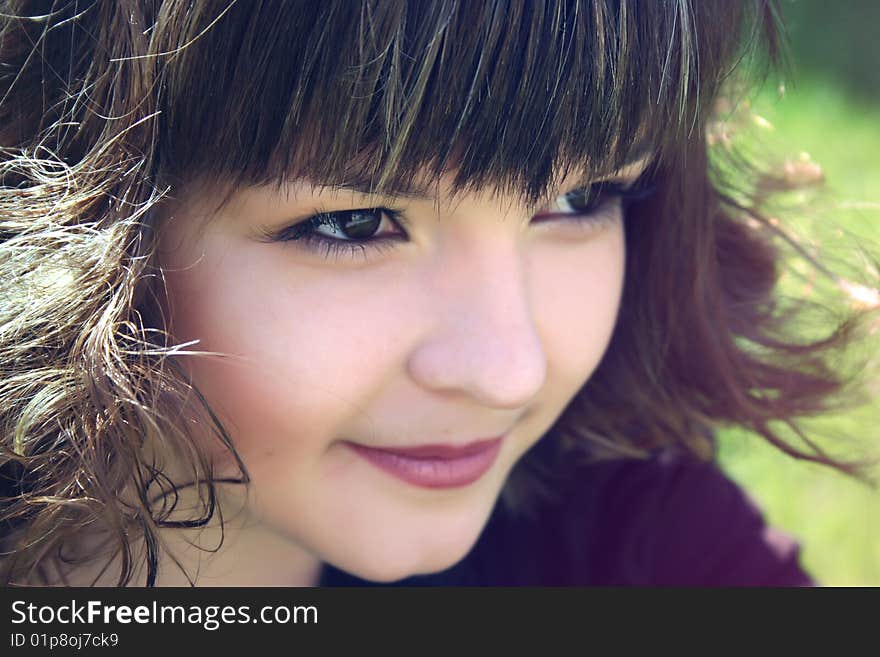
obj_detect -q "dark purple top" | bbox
[319,449,814,586]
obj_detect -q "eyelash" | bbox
[266,180,656,262]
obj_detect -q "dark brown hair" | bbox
[1,0,876,585]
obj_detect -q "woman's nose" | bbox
[406,238,548,410]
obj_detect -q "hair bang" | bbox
[156,0,751,202]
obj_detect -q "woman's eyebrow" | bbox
[302,146,655,202]
[307,177,439,201]
[550,150,654,198]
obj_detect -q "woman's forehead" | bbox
[156,1,713,200]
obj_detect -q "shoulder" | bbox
[554,450,815,586]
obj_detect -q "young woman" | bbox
[1,0,876,586]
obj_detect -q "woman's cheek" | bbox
[166,245,417,464]
[529,223,626,392]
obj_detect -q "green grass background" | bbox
[714,76,880,586]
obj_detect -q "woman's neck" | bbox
[153,513,323,587]
[52,496,323,587]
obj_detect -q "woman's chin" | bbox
[329,526,482,583]
[334,552,463,584]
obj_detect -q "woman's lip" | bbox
[356,437,503,459]
[345,437,504,489]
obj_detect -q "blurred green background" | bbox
[715,0,880,585]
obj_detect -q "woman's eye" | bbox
[316,209,381,240]
[266,179,656,262]
[269,207,406,261]
[541,183,626,219]
[535,178,656,224]
[556,186,607,214]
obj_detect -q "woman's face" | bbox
[158,163,642,583]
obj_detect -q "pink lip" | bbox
[346,437,504,489]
